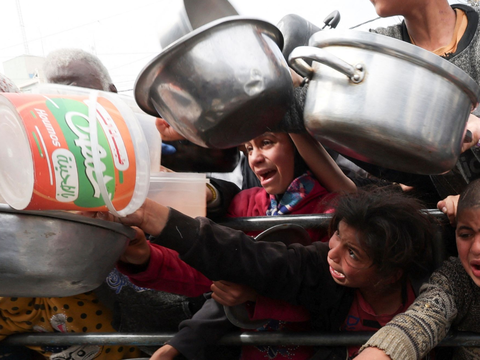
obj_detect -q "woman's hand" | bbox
[437,194,460,226]
[150,344,180,360]
[119,227,151,266]
[211,280,257,306]
[155,118,186,141]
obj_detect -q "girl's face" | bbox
[456,207,480,287]
[327,220,383,291]
[245,132,295,195]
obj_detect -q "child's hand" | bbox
[117,198,170,237]
[354,347,392,359]
[150,344,180,360]
[437,194,460,226]
[119,227,151,266]
[211,280,257,306]
[155,118,186,141]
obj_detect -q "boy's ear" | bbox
[389,269,404,284]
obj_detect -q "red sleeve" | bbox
[247,295,311,322]
[227,187,270,218]
[117,242,212,297]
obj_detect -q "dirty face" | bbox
[456,207,480,287]
[244,132,295,195]
[327,220,383,291]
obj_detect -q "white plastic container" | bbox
[148,172,207,217]
[32,84,162,173]
[0,90,150,216]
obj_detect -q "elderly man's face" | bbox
[47,59,107,91]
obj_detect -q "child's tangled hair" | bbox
[329,185,435,282]
[457,178,480,220]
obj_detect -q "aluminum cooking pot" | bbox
[289,30,480,175]
[158,0,239,49]
[0,205,134,297]
[135,16,293,149]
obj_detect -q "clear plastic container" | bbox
[148,172,207,217]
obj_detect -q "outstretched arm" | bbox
[290,132,356,193]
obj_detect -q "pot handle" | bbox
[288,46,365,83]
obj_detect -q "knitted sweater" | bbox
[362,257,480,360]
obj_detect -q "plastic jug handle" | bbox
[88,90,122,217]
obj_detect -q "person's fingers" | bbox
[210,290,236,307]
[462,114,480,152]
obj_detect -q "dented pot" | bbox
[135,16,293,149]
[289,30,480,175]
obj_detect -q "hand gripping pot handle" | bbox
[288,45,365,83]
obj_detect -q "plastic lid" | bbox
[0,96,34,209]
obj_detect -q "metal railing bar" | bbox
[217,210,448,231]
[0,331,477,347]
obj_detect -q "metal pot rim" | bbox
[308,29,480,107]
[0,204,136,239]
[134,16,284,117]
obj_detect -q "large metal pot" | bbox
[0,205,134,297]
[158,0,239,49]
[135,16,293,149]
[289,30,480,175]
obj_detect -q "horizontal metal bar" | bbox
[218,210,448,231]
[1,331,477,347]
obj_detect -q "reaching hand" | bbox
[82,199,170,238]
[116,198,170,237]
[437,194,460,226]
[461,114,480,153]
[354,347,392,359]
[155,118,186,141]
[211,280,258,306]
[150,344,180,360]
[119,227,151,266]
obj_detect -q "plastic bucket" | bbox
[148,172,207,217]
[0,91,150,216]
[33,84,162,173]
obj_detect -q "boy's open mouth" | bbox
[471,262,480,272]
[257,169,275,182]
[329,266,346,280]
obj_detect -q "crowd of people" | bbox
[1,0,480,359]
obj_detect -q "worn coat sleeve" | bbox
[168,298,237,360]
[150,208,329,306]
[117,242,212,297]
